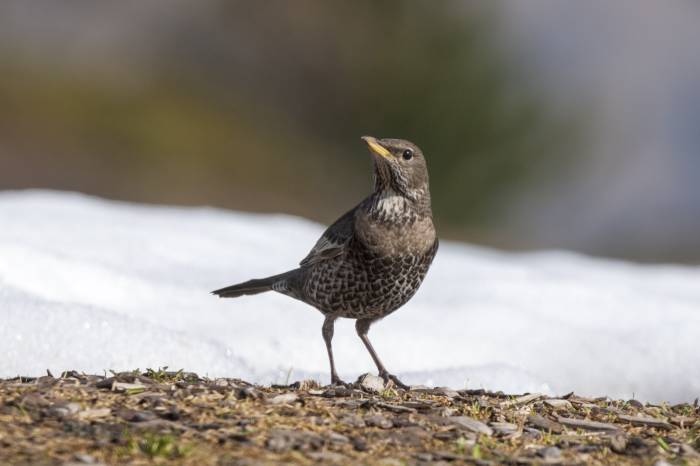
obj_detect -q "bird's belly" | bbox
[302,242,437,319]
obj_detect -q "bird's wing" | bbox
[300,208,356,267]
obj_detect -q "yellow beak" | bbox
[361,136,392,160]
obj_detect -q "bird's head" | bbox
[361,136,429,200]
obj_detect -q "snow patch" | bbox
[1,190,698,402]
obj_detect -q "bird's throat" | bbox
[373,161,392,193]
[366,189,414,225]
[371,161,431,223]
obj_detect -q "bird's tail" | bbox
[211,270,298,298]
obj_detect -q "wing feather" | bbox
[300,208,355,267]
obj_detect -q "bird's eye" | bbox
[402,149,414,161]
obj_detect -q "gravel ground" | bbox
[1,370,698,465]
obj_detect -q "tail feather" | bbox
[212,270,297,298]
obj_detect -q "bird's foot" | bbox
[330,375,351,388]
[379,371,410,390]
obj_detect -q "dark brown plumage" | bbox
[213,136,438,388]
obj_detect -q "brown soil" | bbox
[1,370,698,465]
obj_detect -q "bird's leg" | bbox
[322,315,347,386]
[355,318,409,390]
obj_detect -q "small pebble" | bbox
[358,373,385,393]
[537,446,562,459]
[268,393,298,405]
[365,414,393,429]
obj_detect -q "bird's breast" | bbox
[355,212,436,258]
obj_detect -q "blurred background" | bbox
[0,0,698,263]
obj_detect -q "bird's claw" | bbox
[330,376,351,388]
[379,371,410,390]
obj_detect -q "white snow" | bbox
[1,190,698,403]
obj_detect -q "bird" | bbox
[213,136,438,389]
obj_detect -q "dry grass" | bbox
[1,370,699,465]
